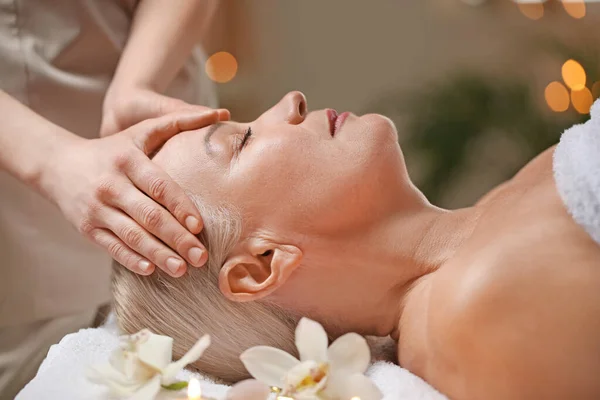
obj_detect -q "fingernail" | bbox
[188,247,205,266]
[185,216,201,233]
[139,260,152,273]
[166,257,184,274]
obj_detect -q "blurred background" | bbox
[201,0,599,208]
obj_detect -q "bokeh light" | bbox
[592,82,600,100]
[205,51,238,83]
[187,378,201,400]
[517,2,544,20]
[561,59,586,91]
[571,87,593,114]
[562,0,586,19]
[545,81,570,112]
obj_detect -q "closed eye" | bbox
[239,127,253,150]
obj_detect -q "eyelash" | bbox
[239,127,253,150]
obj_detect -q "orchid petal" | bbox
[122,352,156,382]
[321,371,345,399]
[331,373,383,400]
[120,329,151,351]
[109,348,126,374]
[327,333,370,374]
[161,335,211,384]
[86,363,136,388]
[85,364,143,396]
[295,381,326,398]
[295,318,328,362]
[240,346,300,387]
[295,392,322,400]
[97,379,140,397]
[128,374,162,400]
[136,333,173,372]
[226,379,271,400]
[283,360,320,387]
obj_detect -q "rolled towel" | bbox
[553,99,600,246]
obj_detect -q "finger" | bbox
[131,110,220,155]
[181,105,230,121]
[178,105,229,121]
[216,108,231,121]
[109,185,208,267]
[88,227,155,276]
[158,100,229,121]
[99,207,188,277]
[123,155,204,236]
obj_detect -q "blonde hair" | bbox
[112,197,298,383]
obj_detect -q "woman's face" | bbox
[154,91,408,240]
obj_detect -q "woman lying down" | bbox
[113,91,600,400]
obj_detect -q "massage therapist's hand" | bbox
[100,86,230,137]
[43,111,222,277]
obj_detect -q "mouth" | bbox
[327,109,350,137]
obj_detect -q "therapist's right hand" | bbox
[44,110,222,277]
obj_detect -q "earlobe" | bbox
[219,241,302,302]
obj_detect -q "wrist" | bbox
[109,54,172,96]
[34,129,83,202]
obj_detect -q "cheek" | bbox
[305,120,405,231]
[230,139,345,233]
[229,138,323,204]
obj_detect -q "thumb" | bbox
[99,92,186,137]
[135,94,230,138]
[140,92,191,120]
[131,110,221,155]
[99,111,122,137]
[154,94,230,121]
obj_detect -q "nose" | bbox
[281,91,307,125]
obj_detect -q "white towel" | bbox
[16,325,446,400]
[553,99,600,245]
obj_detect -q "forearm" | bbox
[0,90,79,191]
[111,0,219,93]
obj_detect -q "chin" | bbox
[361,113,399,142]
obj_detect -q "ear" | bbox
[219,238,302,302]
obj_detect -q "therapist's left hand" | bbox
[100,86,230,137]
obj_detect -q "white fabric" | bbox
[553,99,600,245]
[0,308,97,400]
[16,325,446,400]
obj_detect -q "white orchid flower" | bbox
[226,379,272,400]
[240,318,382,400]
[87,329,210,400]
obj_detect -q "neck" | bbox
[339,202,481,338]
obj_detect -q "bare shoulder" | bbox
[475,146,556,206]
[427,188,600,399]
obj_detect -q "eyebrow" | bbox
[204,122,226,156]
